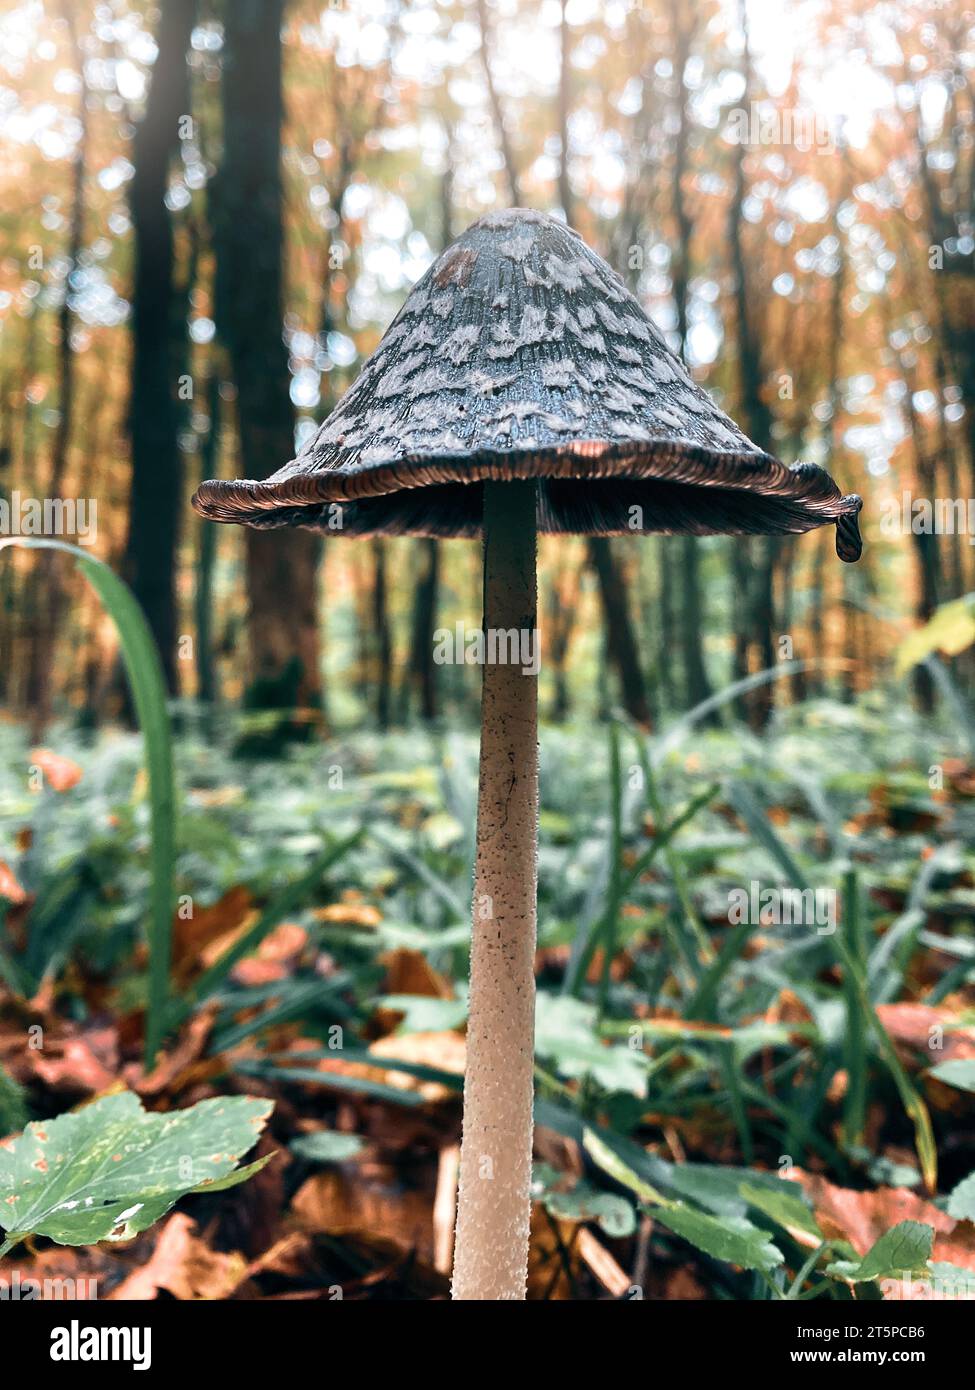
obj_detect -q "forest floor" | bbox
[0,696,974,1300]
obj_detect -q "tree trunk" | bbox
[453,480,538,1302]
[194,373,221,706]
[121,0,195,696]
[557,0,572,219]
[406,538,440,722]
[24,2,89,734]
[372,538,393,729]
[588,537,652,728]
[214,0,322,725]
[679,535,713,709]
[476,0,522,207]
[728,0,775,726]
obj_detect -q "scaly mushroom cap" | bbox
[194,209,862,559]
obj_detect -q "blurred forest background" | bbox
[0,0,971,730]
[1,0,975,1303]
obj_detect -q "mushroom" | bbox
[193,208,862,1301]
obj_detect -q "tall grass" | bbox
[0,539,175,1067]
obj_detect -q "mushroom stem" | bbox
[452,479,539,1301]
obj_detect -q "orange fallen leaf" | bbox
[232,921,308,986]
[127,1009,217,1096]
[173,885,254,980]
[877,1003,975,1063]
[794,1171,975,1299]
[0,861,26,905]
[29,748,82,793]
[315,900,383,928]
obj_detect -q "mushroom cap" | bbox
[193,209,862,560]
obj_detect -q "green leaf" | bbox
[930,1058,975,1093]
[653,1203,784,1273]
[378,993,469,1033]
[740,1182,823,1241]
[827,1221,934,1284]
[536,995,648,1096]
[0,1063,28,1137]
[895,594,975,676]
[543,1186,636,1238]
[583,1131,783,1272]
[947,1172,975,1222]
[0,1092,272,1253]
[582,1128,668,1205]
[289,1131,365,1164]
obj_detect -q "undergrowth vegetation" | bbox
[1,686,973,1299]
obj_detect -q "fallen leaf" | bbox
[0,862,26,905]
[29,748,82,793]
[794,1171,975,1299]
[126,1009,217,1096]
[231,922,308,987]
[30,1026,120,1095]
[292,1158,437,1263]
[315,900,382,929]
[108,1213,249,1300]
[878,1003,975,1063]
[173,886,254,981]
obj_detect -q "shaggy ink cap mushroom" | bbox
[193,208,864,1302]
[193,207,863,562]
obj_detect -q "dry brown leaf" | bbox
[315,900,382,928]
[795,1170,975,1298]
[527,1204,578,1299]
[877,1003,975,1062]
[378,947,452,999]
[365,1031,465,1102]
[232,921,308,986]
[108,1214,249,1300]
[292,1160,437,1264]
[126,1008,217,1096]
[30,1025,120,1095]
[173,884,255,980]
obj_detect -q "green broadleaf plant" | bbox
[0,1091,273,1257]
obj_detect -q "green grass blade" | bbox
[0,538,175,1068]
[727,781,810,893]
[833,905,937,1192]
[840,867,868,1149]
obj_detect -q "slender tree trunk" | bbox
[121,0,195,696]
[214,0,322,725]
[557,0,572,219]
[588,537,652,728]
[407,538,440,722]
[24,4,89,732]
[372,539,393,729]
[453,481,538,1302]
[729,538,752,715]
[668,0,712,715]
[728,0,775,727]
[547,558,579,722]
[476,0,522,206]
[194,373,221,705]
[657,538,676,711]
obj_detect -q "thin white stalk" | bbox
[452,480,539,1301]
